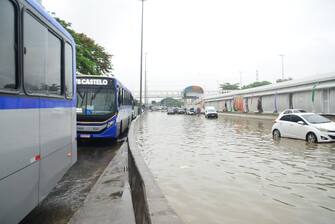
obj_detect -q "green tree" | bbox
[219,83,240,92]
[241,81,271,89]
[55,18,112,75]
[160,97,183,107]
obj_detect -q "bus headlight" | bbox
[107,120,115,128]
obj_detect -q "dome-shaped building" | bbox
[182,86,204,110]
[182,85,204,99]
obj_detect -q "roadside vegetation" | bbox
[159,97,183,107]
[55,17,113,76]
[220,80,272,93]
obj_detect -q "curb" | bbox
[68,143,135,224]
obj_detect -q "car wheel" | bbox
[306,132,317,143]
[273,129,281,139]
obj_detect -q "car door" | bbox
[277,115,292,137]
[289,115,308,140]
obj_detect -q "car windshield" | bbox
[301,114,331,124]
[77,85,116,115]
[208,109,216,113]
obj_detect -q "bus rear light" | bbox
[30,155,41,163]
[35,155,41,161]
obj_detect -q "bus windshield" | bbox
[76,85,116,115]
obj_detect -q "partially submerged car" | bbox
[272,112,335,143]
[186,108,196,115]
[167,107,175,115]
[177,108,186,114]
[279,109,307,116]
[205,106,218,118]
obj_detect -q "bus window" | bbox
[24,12,61,95]
[124,91,127,105]
[0,0,16,90]
[118,87,122,105]
[121,88,124,105]
[46,31,61,95]
[65,43,73,98]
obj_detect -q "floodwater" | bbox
[136,112,335,224]
[21,140,121,224]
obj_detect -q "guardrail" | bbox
[128,116,184,224]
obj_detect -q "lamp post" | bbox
[279,54,285,79]
[144,53,148,106]
[139,0,146,113]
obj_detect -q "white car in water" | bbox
[272,113,335,143]
[279,108,307,116]
[186,108,196,115]
[205,106,218,118]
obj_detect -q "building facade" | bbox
[204,73,335,115]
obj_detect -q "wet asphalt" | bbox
[20,139,123,224]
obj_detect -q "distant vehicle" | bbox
[272,113,335,143]
[177,108,186,114]
[205,106,218,118]
[150,106,159,111]
[167,107,175,115]
[187,108,196,115]
[280,109,307,116]
[0,1,77,223]
[76,75,134,140]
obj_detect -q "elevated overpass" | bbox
[133,90,219,100]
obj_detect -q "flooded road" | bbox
[21,141,121,224]
[136,112,335,224]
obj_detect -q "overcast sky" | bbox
[43,0,335,92]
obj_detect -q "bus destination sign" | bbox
[77,78,109,86]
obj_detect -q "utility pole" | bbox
[144,53,148,106]
[139,0,146,111]
[279,54,285,79]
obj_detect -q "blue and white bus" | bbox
[76,75,134,140]
[0,0,77,223]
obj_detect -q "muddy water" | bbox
[136,112,335,224]
[21,141,121,224]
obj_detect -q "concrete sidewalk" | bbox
[218,112,335,121]
[219,112,277,120]
[69,143,135,224]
